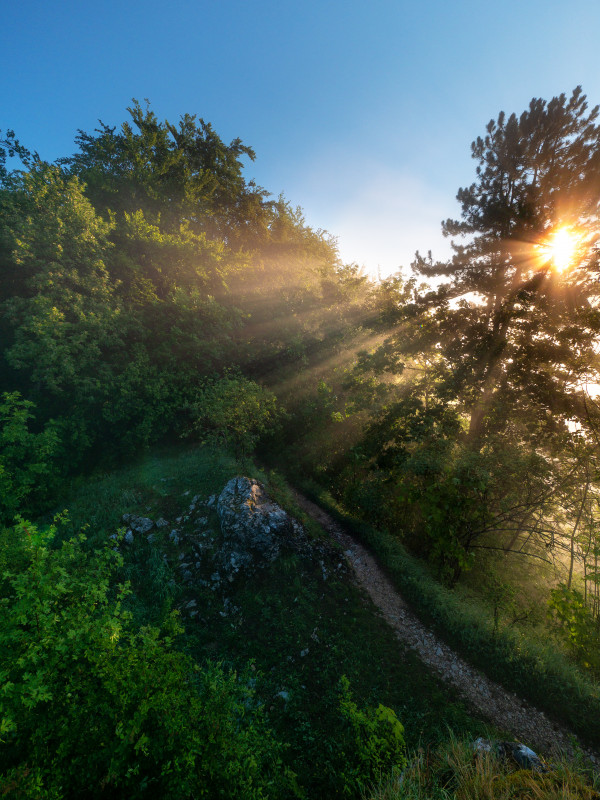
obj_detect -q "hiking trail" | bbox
[292,490,598,765]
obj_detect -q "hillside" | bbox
[2,91,600,797]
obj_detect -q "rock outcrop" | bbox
[216,476,303,570]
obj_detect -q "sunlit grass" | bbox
[368,736,600,800]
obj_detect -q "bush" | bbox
[0,392,61,525]
[187,373,283,458]
[549,584,600,676]
[336,676,406,796]
[0,520,292,799]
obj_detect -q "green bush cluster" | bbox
[336,675,406,795]
[0,520,291,799]
[0,392,61,525]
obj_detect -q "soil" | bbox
[292,490,600,766]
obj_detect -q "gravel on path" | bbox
[293,490,599,765]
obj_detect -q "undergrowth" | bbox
[22,443,493,798]
[368,736,600,800]
[293,479,600,749]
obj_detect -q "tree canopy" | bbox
[335,87,600,582]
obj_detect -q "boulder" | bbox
[121,514,154,535]
[217,477,301,566]
[473,738,547,772]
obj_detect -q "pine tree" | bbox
[412,86,600,441]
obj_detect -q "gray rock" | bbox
[473,738,547,772]
[217,477,299,564]
[155,518,169,528]
[126,516,154,535]
[509,743,546,772]
[124,530,134,545]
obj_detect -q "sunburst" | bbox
[542,226,579,272]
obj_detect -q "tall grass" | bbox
[368,736,600,800]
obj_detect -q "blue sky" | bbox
[2,0,600,277]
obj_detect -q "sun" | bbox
[543,226,579,272]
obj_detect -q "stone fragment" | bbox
[473,738,547,772]
[123,516,154,535]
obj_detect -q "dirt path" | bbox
[293,490,599,765]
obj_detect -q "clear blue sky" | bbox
[2,0,600,277]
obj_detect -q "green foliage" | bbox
[1,101,362,474]
[0,520,290,799]
[0,392,61,525]
[187,373,283,458]
[63,100,269,242]
[549,584,600,676]
[336,676,406,795]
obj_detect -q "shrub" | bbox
[187,373,283,458]
[336,675,407,796]
[0,392,61,525]
[0,520,292,799]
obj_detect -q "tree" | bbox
[412,86,600,442]
[0,393,61,525]
[186,373,283,458]
[347,88,600,580]
[61,100,271,243]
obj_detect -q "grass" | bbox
[368,736,600,800]
[52,442,242,546]
[290,478,600,751]
[46,442,497,798]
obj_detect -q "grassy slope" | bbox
[53,442,496,797]
[290,477,600,751]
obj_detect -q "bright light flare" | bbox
[541,226,579,272]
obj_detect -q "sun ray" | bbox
[540,226,579,272]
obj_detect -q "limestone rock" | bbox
[217,477,299,565]
[473,738,547,772]
[121,515,154,535]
